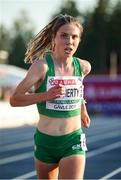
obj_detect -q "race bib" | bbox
[80,133,88,151]
[46,76,84,111]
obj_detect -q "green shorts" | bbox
[34,128,87,163]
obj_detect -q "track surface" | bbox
[0,115,121,179]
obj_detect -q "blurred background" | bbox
[0,0,121,179]
[0,0,121,117]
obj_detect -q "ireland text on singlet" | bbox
[35,53,84,118]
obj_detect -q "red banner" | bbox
[84,75,121,114]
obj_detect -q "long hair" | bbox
[24,14,83,63]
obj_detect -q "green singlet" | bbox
[35,53,84,118]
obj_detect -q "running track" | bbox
[0,115,121,179]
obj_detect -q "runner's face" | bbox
[53,23,80,58]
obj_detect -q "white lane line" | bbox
[13,167,121,180]
[12,141,121,179]
[99,167,121,179]
[88,131,120,144]
[0,141,120,166]
[0,140,33,152]
[1,131,120,153]
[0,132,33,145]
[0,152,33,165]
[12,170,36,180]
[87,141,121,158]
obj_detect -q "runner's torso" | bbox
[36,53,84,135]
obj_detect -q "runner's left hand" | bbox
[81,104,91,128]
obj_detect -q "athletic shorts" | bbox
[34,128,87,164]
